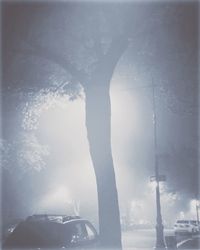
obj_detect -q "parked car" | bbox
[3,214,99,249]
[174,220,199,234]
[2,219,22,241]
[177,238,200,249]
[190,220,200,231]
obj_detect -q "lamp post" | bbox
[152,82,166,249]
[196,199,199,224]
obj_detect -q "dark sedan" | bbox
[3,215,99,249]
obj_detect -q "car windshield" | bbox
[191,220,198,225]
[176,220,189,224]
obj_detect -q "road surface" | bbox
[122,229,199,249]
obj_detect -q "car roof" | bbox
[25,215,89,225]
[26,214,79,222]
[178,238,200,249]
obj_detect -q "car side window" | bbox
[85,223,96,240]
[75,223,84,237]
[70,222,87,244]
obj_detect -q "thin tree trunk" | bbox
[84,82,122,249]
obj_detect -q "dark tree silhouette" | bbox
[3,1,198,248]
[83,36,128,247]
[3,2,131,248]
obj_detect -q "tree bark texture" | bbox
[84,82,121,249]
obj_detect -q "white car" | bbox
[174,220,199,234]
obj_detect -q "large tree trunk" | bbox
[83,36,128,249]
[84,81,121,249]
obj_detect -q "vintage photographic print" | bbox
[1,0,199,249]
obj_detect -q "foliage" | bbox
[1,133,49,178]
[22,85,83,131]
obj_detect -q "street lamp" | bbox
[151,82,166,249]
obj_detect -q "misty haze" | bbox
[1,0,199,250]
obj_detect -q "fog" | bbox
[1,0,199,238]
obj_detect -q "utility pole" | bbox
[152,81,166,249]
